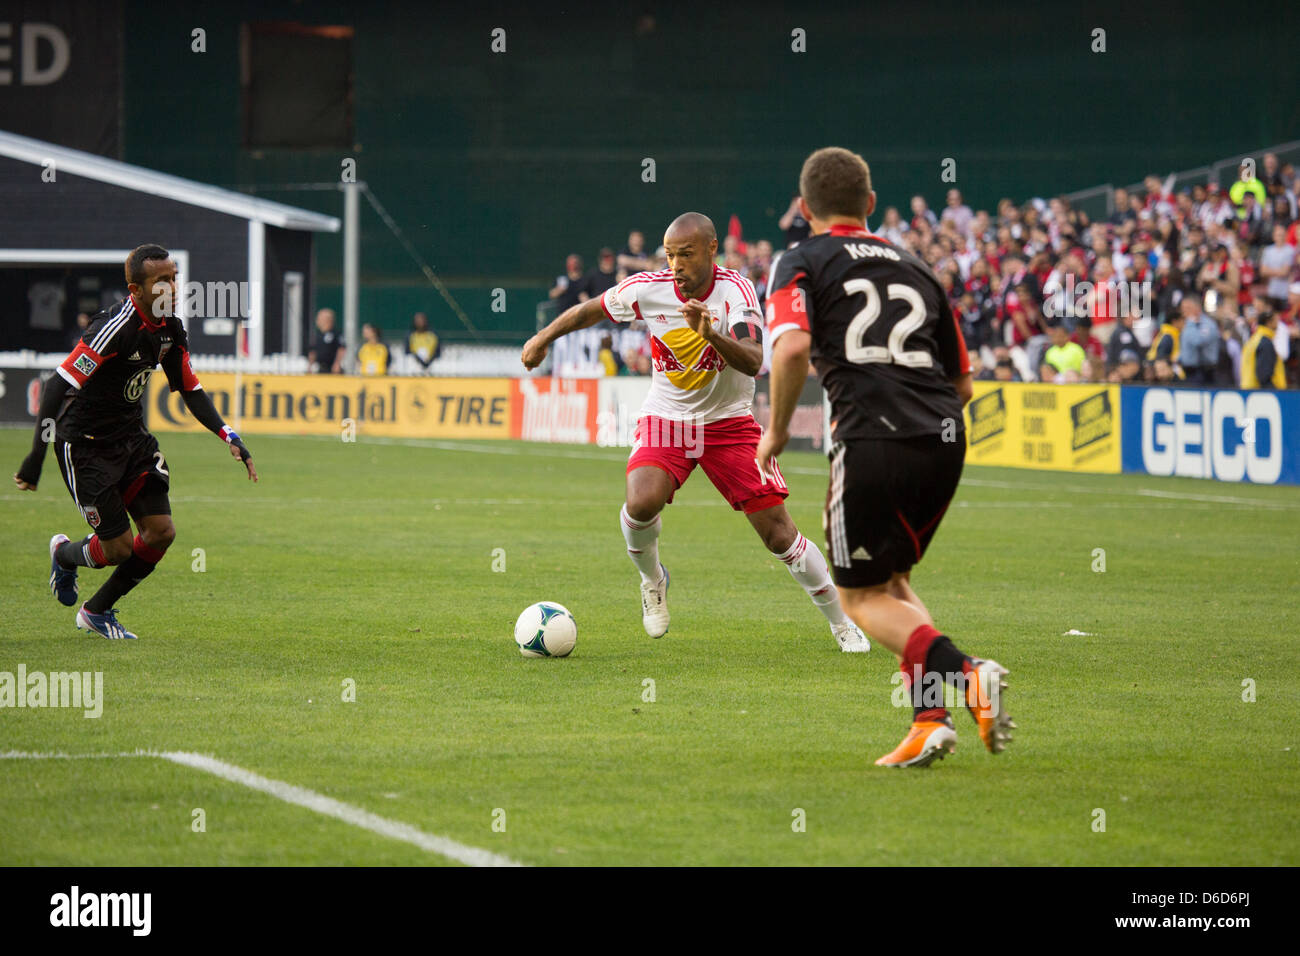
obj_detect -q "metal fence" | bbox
[1063,139,1300,218]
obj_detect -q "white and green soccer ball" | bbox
[513,602,577,658]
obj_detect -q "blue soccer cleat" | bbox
[76,605,138,640]
[49,534,79,607]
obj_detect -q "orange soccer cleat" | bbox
[874,719,957,768]
[965,660,1015,754]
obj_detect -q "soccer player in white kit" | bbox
[522,212,868,652]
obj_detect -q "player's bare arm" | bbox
[521,296,607,370]
[680,299,762,376]
[756,328,811,475]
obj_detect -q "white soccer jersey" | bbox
[601,266,762,423]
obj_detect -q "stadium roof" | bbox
[0,129,341,233]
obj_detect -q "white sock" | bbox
[621,505,663,584]
[776,533,848,626]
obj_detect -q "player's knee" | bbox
[142,519,176,552]
[101,534,134,564]
[625,496,661,523]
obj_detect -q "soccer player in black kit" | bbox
[757,148,1015,767]
[13,244,258,640]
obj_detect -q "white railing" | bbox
[0,343,528,378]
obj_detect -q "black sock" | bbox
[926,636,974,696]
[85,554,157,613]
[57,535,102,569]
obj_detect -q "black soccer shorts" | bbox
[823,434,965,588]
[55,432,172,540]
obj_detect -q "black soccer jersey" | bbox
[55,296,202,444]
[767,225,970,442]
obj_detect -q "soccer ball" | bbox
[513,602,577,658]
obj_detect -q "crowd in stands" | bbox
[306,308,442,376]
[550,153,1298,389]
[859,160,1297,390]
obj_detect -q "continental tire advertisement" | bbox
[964,382,1120,474]
[147,373,512,439]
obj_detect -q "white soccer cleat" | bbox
[640,564,670,638]
[831,620,871,653]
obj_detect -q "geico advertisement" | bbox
[147,373,511,438]
[964,382,1120,474]
[1121,387,1299,485]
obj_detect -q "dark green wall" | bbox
[124,0,1300,341]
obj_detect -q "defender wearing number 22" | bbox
[13,244,258,641]
[757,148,1016,767]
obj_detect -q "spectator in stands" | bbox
[597,334,621,376]
[1147,307,1186,382]
[1197,244,1240,320]
[550,254,590,311]
[1070,315,1105,379]
[1178,294,1219,384]
[1215,319,1242,387]
[968,349,987,380]
[1235,192,1266,249]
[407,312,440,373]
[69,311,91,350]
[617,231,655,276]
[778,196,811,247]
[1230,164,1267,215]
[623,340,651,375]
[992,356,1021,382]
[1260,224,1296,311]
[1262,152,1284,196]
[910,194,938,231]
[1040,322,1086,383]
[1109,349,1145,384]
[1242,311,1286,389]
[1106,305,1143,376]
[1200,183,1233,229]
[878,207,908,245]
[357,323,390,376]
[587,248,619,297]
[941,189,973,235]
[308,308,343,374]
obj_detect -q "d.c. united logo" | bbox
[124,368,152,402]
[83,505,101,528]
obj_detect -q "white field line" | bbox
[0,749,523,867]
[273,434,1299,510]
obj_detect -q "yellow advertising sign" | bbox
[963,382,1120,473]
[147,373,512,439]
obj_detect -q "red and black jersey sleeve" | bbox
[765,248,812,344]
[161,319,202,393]
[934,295,972,379]
[56,303,134,388]
[57,340,106,389]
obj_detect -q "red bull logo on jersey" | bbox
[650,327,728,390]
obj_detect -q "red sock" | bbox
[902,625,948,723]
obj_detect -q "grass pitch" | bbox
[1,427,1297,865]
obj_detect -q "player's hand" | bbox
[227,439,258,482]
[681,299,714,340]
[521,335,549,370]
[14,455,40,490]
[756,428,789,480]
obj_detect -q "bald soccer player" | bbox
[523,212,869,652]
